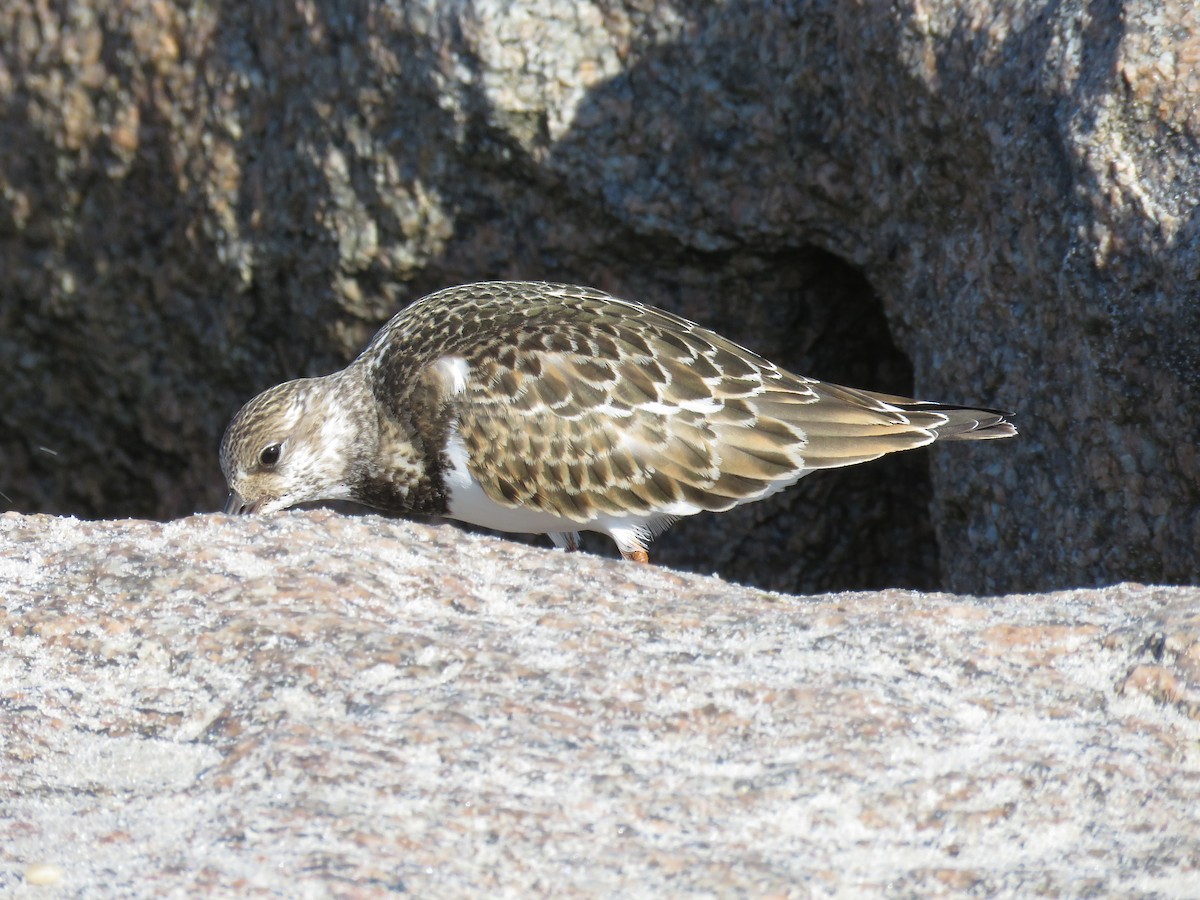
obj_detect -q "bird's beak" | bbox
[223,490,260,515]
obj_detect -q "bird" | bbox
[220,281,1015,563]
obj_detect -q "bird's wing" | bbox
[443,307,957,524]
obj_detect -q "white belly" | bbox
[441,431,672,556]
[440,431,584,531]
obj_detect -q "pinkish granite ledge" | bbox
[1,510,1198,896]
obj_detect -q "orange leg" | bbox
[622,549,650,564]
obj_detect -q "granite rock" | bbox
[1,1,1198,592]
[2,511,1199,895]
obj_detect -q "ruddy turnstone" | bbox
[221,281,1015,562]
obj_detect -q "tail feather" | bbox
[887,401,1017,441]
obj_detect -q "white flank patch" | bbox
[443,431,579,535]
[433,355,471,395]
[442,430,704,550]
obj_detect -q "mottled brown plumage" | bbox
[221,281,1015,560]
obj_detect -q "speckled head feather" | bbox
[220,281,1015,560]
[220,369,388,515]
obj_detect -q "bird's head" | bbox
[219,373,371,515]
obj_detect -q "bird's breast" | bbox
[353,427,451,515]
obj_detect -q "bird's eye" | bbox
[258,442,283,468]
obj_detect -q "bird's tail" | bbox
[859,391,1017,441]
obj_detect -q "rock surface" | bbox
[2,511,1199,896]
[1,0,1198,594]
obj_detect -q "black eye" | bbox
[258,443,283,468]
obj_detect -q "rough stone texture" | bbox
[2,511,1199,896]
[2,1,1198,593]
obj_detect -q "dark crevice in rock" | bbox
[637,246,942,594]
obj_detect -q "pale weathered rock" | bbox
[1,1,1198,592]
[2,512,1199,895]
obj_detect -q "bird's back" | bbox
[353,282,1014,526]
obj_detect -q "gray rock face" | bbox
[2,512,1199,895]
[1,1,1198,592]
